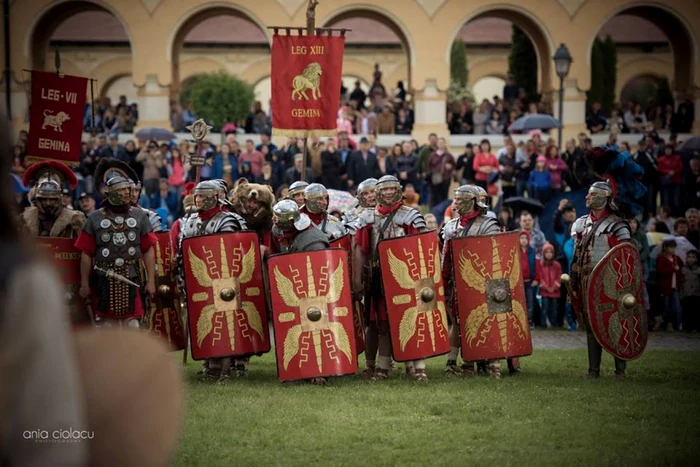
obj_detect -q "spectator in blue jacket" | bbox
[211,143,239,182]
[528,155,552,204]
[149,179,179,226]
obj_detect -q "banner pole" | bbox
[300,0,319,182]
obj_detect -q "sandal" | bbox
[445,360,459,375]
[371,368,390,381]
[410,369,428,382]
[460,363,476,378]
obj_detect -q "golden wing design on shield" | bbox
[238,242,256,284]
[399,306,418,351]
[432,245,441,285]
[464,303,490,347]
[387,248,415,290]
[508,247,521,291]
[241,301,264,339]
[459,252,486,293]
[325,259,345,304]
[608,313,623,351]
[328,322,353,364]
[510,300,529,339]
[437,301,448,330]
[283,325,303,370]
[188,248,213,288]
[603,262,618,300]
[196,304,216,347]
[274,266,301,307]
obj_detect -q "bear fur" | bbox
[228,179,275,233]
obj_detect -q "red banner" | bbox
[271,34,345,137]
[27,71,88,164]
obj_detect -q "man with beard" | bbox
[302,183,347,241]
[178,180,248,381]
[20,160,85,238]
[353,175,428,381]
[75,159,157,329]
[440,185,503,377]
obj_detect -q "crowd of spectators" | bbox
[586,98,694,135]
[83,95,139,135]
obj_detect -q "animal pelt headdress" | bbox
[585,147,646,218]
[22,160,78,196]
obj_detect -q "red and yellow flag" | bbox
[271,34,345,137]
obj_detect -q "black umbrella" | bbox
[503,196,545,217]
[678,136,700,152]
[135,127,176,142]
[509,113,562,132]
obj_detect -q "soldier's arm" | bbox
[80,252,92,290]
[143,246,156,298]
[353,242,366,294]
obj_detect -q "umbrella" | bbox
[135,127,176,142]
[509,113,562,132]
[650,235,696,262]
[11,174,28,194]
[678,135,700,152]
[503,196,544,217]
[328,189,357,215]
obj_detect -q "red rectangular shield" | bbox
[34,237,88,323]
[450,231,533,361]
[27,71,88,164]
[271,34,345,137]
[268,249,358,382]
[329,235,364,353]
[149,232,186,351]
[182,232,270,360]
[378,231,451,362]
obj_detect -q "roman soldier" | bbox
[568,148,648,379]
[271,199,329,254]
[474,185,497,219]
[287,181,309,208]
[353,175,429,381]
[440,185,503,377]
[130,178,164,233]
[302,183,347,241]
[75,159,158,329]
[20,160,85,238]
[343,178,377,234]
[178,180,248,381]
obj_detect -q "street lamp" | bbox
[553,43,572,150]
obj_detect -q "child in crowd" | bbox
[655,239,684,331]
[528,155,552,204]
[539,243,562,328]
[681,250,700,332]
[519,230,540,329]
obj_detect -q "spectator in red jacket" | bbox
[539,242,562,328]
[657,144,683,216]
[655,239,684,331]
[519,230,541,329]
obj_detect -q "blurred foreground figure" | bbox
[0,116,182,466]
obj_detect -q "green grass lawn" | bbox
[173,349,700,467]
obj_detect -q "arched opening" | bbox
[456,13,552,97]
[323,11,412,97]
[253,76,271,113]
[620,75,673,110]
[100,74,136,103]
[595,7,694,104]
[170,8,269,101]
[472,76,507,104]
[32,2,131,73]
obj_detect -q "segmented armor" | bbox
[572,213,631,272]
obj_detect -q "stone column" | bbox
[135,75,172,131]
[556,77,587,143]
[411,79,448,138]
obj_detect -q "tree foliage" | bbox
[187,71,255,130]
[179,75,204,107]
[586,38,604,111]
[450,40,468,88]
[508,25,538,102]
[601,36,617,113]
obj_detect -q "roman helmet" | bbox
[288,181,309,207]
[193,180,221,212]
[375,175,402,207]
[586,180,614,211]
[304,183,329,214]
[272,199,311,232]
[94,158,138,206]
[22,160,78,217]
[182,182,196,215]
[453,185,481,216]
[213,179,233,209]
[473,185,490,210]
[356,178,378,208]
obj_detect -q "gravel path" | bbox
[532,329,700,351]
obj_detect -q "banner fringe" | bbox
[25,155,80,167]
[272,129,338,138]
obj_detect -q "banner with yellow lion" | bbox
[271,34,345,137]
